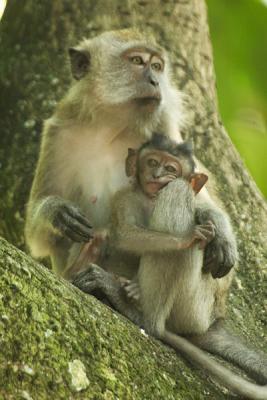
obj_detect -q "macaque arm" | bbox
[196,192,238,278]
[115,224,191,254]
[111,189,212,255]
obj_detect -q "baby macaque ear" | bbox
[68,48,90,80]
[189,173,208,194]
[125,148,138,177]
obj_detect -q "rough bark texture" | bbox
[0,0,266,398]
[0,236,231,400]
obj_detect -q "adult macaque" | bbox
[25,29,236,279]
[74,134,267,399]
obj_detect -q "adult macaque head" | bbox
[126,133,196,198]
[68,30,182,122]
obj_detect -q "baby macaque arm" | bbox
[112,189,214,256]
[115,223,214,255]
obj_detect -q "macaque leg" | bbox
[73,264,143,326]
[50,239,71,276]
[190,319,267,384]
[138,255,181,338]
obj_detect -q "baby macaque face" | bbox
[138,149,183,198]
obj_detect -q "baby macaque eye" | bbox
[131,56,144,65]
[165,165,177,173]
[147,158,159,167]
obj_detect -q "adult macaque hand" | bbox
[50,200,93,242]
[203,238,237,278]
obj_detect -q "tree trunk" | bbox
[0,0,266,398]
[0,236,228,399]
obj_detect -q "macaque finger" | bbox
[203,258,217,274]
[215,266,230,279]
[198,225,215,240]
[132,293,140,302]
[119,278,131,288]
[203,246,217,273]
[75,280,99,293]
[72,267,92,283]
[59,213,93,241]
[62,226,91,242]
[215,257,234,279]
[211,248,224,278]
[194,230,209,242]
[65,206,93,229]
[128,286,140,299]
[72,273,92,287]
[204,254,216,268]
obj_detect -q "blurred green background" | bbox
[206,0,267,197]
[0,0,266,196]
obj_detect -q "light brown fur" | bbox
[25,29,184,275]
[73,140,266,399]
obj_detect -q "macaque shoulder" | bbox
[111,185,152,228]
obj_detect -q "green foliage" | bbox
[206,0,267,197]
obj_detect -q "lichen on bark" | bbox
[0,237,229,399]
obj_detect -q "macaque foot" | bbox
[203,238,237,278]
[194,221,215,249]
[72,263,107,294]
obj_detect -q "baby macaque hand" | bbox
[120,278,141,304]
[193,221,215,249]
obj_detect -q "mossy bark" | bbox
[0,237,230,400]
[0,0,266,398]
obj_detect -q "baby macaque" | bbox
[73,133,267,399]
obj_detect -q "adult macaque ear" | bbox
[125,148,138,177]
[68,48,90,80]
[189,173,208,194]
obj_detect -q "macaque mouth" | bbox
[146,180,169,193]
[135,94,162,106]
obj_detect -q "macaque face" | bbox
[138,149,183,198]
[122,47,165,109]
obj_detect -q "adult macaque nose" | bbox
[149,74,159,87]
[145,69,159,87]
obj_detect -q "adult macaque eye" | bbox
[151,62,162,71]
[130,56,144,65]
[165,165,177,173]
[147,158,159,167]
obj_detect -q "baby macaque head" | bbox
[125,132,200,198]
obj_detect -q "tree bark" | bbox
[0,236,228,399]
[0,0,266,398]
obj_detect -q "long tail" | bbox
[191,321,267,385]
[163,330,267,400]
